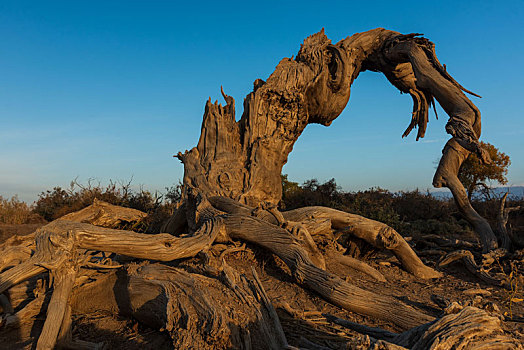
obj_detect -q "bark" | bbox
[282,206,441,279]
[330,304,523,349]
[439,250,505,287]
[223,214,433,329]
[58,198,147,227]
[5,262,294,349]
[327,251,386,282]
[496,193,521,250]
[36,262,77,350]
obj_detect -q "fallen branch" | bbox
[439,250,505,287]
[326,303,522,349]
[327,251,386,282]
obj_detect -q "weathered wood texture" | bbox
[282,206,442,279]
[333,303,523,349]
[496,193,521,249]
[0,199,432,348]
[71,263,290,349]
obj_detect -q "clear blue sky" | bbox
[1,0,523,203]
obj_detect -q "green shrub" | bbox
[279,175,476,238]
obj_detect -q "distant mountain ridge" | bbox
[430,186,524,199]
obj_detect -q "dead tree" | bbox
[0,29,515,349]
[166,28,496,252]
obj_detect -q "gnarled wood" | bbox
[283,206,441,279]
[329,304,522,349]
[208,196,438,278]
[328,251,386,282]
[439,250,505,287]
[36,262,77,350]
[71,263,294,349]
[174,28,496,252]
[223,214,433,329]
[496,193,521,250]
[57,198,147,227]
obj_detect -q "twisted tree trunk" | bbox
[171,28,497,252]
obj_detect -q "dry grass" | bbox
[0,195,42,224]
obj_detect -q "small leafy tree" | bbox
[458,141,511,200]
[280,174,300,209]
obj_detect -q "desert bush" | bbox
[281,177,400,228]
[33,179,182,233]
[280,176,476,238]
[0,195,43,224]
[340,188,400,229]
[392,190,451,221]
[281,177,344,210]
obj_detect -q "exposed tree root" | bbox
[0,200,438,347]
[249,267,295,349]
[223,214,433,329]
[208,197,439,279]
[327,251,386,282]
[329,303,523,349]
[438,250,506,287]
[1,200,522,348]
[36,261,78,350]
[282,206,442,279]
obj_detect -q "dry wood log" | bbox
[438,250,505,287]
[209,197,438,279]
[71,263,294,349]
[496,193,521,250]
[0,200,436,347]
[57,198,147,227]
[0,232,36,251]
[209,196,327,269]
[249,267,292,349]
[327,303,522,349]
[2,262,295,349]
[282,206,442,279]
[0,202,224,348]
[223,214,433,329]
[0,245,33,274]
[0,216,223,296]
[327,251,386,282]
[205,197,438,328]
[36,262,78,350]
[0,233,36,272]
[1,200,428,345]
